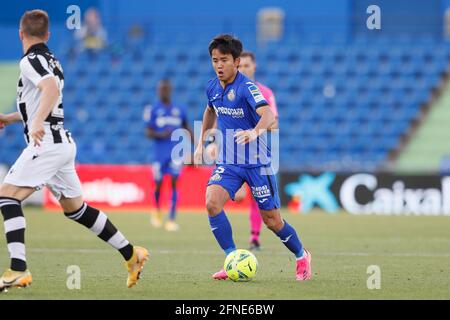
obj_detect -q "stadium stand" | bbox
[396,77,450,172]
[1,33,449,172]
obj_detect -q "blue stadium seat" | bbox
[1,36,446,170]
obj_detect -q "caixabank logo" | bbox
[281,173,450,216]
[339,174,450,215]
[284,172,339,213]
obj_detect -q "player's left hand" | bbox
[30,120,45,147]
[234,129,258,145]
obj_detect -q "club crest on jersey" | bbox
[172,108,180,116]
[227,89,235,101]
[210,173,222,182]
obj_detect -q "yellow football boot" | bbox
[150,211,163,228]
[124,246,149,288]
[164,220,180,232]
[0,269,32,292]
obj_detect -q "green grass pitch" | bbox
[1,207,450,299]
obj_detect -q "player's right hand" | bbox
[30,120,45,147]
[193,145,204,166]
[0,113,8,129]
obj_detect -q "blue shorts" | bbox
[207,164,280,211]
[152,158,183,182]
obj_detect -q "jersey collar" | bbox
[23,42,49,57]
[220,71,241,90]
[157,101,173,109]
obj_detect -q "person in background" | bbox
[143,79,193,232]
[235,51,279,251]
[75,8,107,53]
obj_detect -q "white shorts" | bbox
[3,142,83,200]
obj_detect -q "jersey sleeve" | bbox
[206,88,212,108]
[20,54,53,87]
[243,82,269,110]
[205,79,215,108]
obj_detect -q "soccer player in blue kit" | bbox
[144,79,193,231]
[194,35,312,281]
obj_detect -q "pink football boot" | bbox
[296,249,312,281]
[212,269,228,280]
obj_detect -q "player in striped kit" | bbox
[0,10,148,291]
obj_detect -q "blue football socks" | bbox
[275,220,304,259]
[208,210,236,255]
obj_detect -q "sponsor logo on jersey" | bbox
[227,89,235,101]
[212,105,245,118]
[156,116,182,127]
[251,185,271,198]
[247,84,264,103]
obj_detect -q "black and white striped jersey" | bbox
[17,42,71,144]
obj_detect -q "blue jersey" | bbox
[206,72,271,167]
[144,101,187,162]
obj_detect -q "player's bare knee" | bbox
[264,218,279,231]
[205,185,229,216]
[59,196,84,213]
[0,184,9,197]
[205,197,223,216]
[262,211,283,232]
[271,219,284,232]
[0,183,34,201]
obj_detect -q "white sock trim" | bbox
[107,231,129,250]
[90,211,108,235]
[7,242,26,261]
[66,203,88,220]
[4,216,26,233]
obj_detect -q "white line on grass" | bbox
[2,248,450,258]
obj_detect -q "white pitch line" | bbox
[1,248,449,258]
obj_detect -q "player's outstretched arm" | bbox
[30,77,60,146]
[194,106,216,165]
[235,105,276,145]
[0,112,22,129]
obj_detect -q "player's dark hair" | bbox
[20,9,49,38]
[240,51,256,62]
[208,34,243,60]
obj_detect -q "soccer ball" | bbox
[224,249,258,282]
